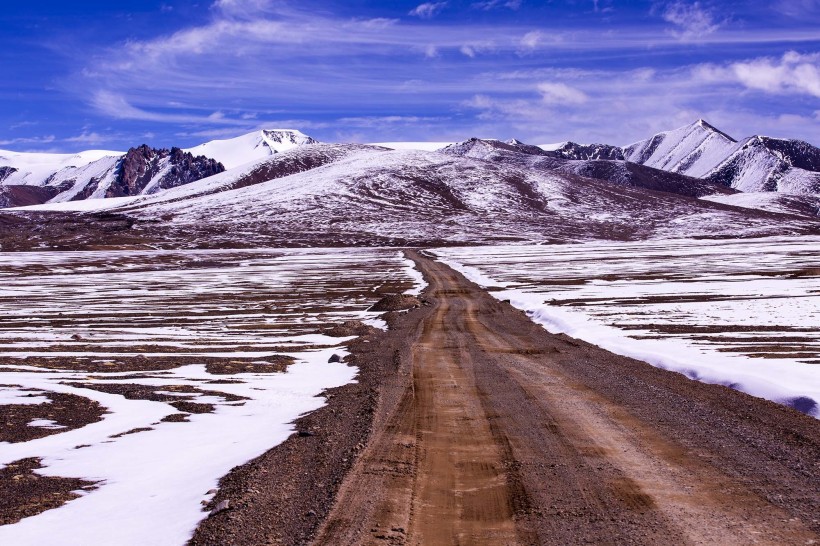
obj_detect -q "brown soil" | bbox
[0,458,97,526]
[189,251,820,545]
[0,391,107,443]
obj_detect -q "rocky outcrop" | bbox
[105,146,225,198]
[441,138,550,160]
[551,142,625,161]
[0,166,17,183]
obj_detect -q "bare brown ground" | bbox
[313,252,820,545]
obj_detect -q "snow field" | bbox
[0,247,425,545]
[434,236,820,417]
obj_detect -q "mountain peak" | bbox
[688,119,737,143]
[185,129,319,169]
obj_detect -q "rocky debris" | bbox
[160,413,190,423]
[209,499,230,517]
[105,145,225,198]
[0,458,98,526]
[109,427,154,439]
[328,354,342,363]
[0,392,106,443]
[64,382,247,416]
[205,356,294,375]
[324,320,378,337]
[369,294,421,312]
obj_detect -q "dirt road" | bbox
[313,252,820,545]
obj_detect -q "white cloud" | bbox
[91,91,249,125]
[662,1,722,41]
[409,2,448,18]
[65,1,820,146]
[731,51,820,97]
[691,51,820,98]
[537,82,589,104]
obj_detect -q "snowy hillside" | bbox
[624,121,820,194]
[706,136,820,194]
[0,129,319,208]
[702,192,820,217]
[623,119,737,178]
[54,144,818,248]
[185,129,318,169]
[0,149,123,186]
[441,137,734,198]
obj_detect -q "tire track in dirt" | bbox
[314,251,820,545]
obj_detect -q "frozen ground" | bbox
[0,247,423,545]
[434,236,820,416]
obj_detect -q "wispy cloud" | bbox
[91,91,251,125]
[661,1,723,41]
[461,63,820,145]
[45,0,819,149]
[409,2,448,19]
[537,82,589,104]
[472,0,522,10]
[0,135,57,147]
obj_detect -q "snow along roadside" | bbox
[434,255,820,418]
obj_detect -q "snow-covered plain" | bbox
[0,247,424,545]
[434,237,820,416]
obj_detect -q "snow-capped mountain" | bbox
[705,136,820,194]
[0,129,320,207]
[623,120,820,194]
[0,145,224,207]
[440,137,733,198]
[623,120,737,177]
[5,142,818,251]
[184,129,318,169]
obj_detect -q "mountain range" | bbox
[553,120,820,194]
[0,121,818,250]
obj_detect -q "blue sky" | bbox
[1,0,819,152]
